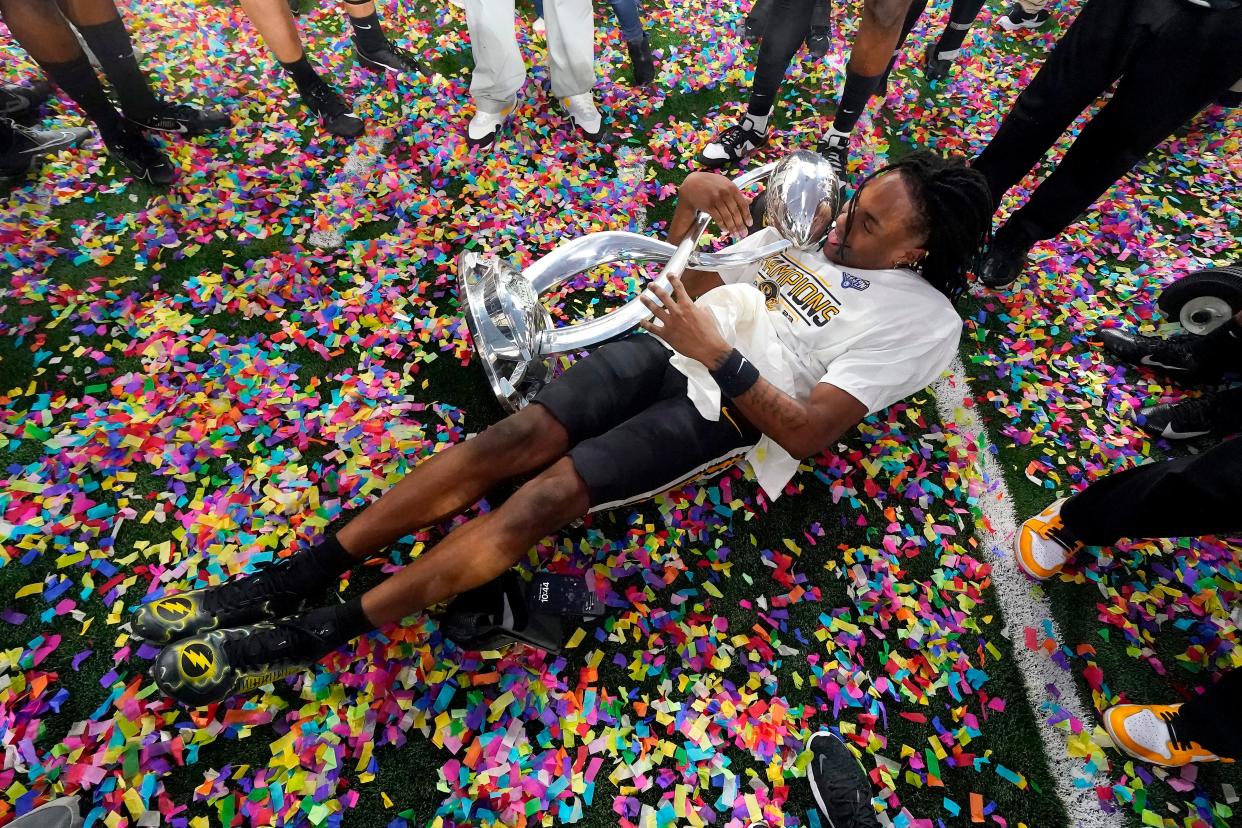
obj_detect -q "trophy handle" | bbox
[533,161,781,356]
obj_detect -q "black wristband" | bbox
[709,349,761,398]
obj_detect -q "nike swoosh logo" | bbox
[1140,355,1188,371]
[1161,424,1210,439]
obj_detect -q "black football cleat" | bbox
[152,617,338,706]
[131,556,323,644]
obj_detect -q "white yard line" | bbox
[933,357,1119,828]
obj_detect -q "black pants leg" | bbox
[1174,669,1242,759]
[811,0,828,28]
[972,0,1162,224]
[750,0,818,103]
[1003,0,1242,239]
[1060,437,1242,547]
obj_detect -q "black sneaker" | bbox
[0,81,53,121]
[102,120,175,185]
[806,731,881,828]
[1098,328,1207,377]
[300,79,365,138]
[355,39,426,76]
[806,26,830,59]
[924,42,952,82]
[698,115,768,169]
[628,36,656,86]
[0,119,91,178]
[128,101,230,136]
[152,617,337,706]
[998,2,1050,31]
[1136,390,1242,441]
[131,555,326,644]
[744,15,765,41]
[978,226,1034,289]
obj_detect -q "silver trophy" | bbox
[458,150,842,411]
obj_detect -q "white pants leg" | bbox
[543,0,595,99]
[464,0,525,112]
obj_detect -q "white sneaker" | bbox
[467,101,515,148]
[1013,498,1083,580]
[697,114,769,170]
[562,93,604,141]
[533,16,546,33]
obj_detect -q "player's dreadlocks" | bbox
[836,150,993,302]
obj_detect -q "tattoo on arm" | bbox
[739,380,810,431]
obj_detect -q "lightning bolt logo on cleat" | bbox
[179,642,216,679]
[155,598,193,619]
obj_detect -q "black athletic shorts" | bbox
[533,335,761,510]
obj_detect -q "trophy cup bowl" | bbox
[764,150,841,250]
[458,251,554,411]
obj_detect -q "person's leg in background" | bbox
[0,0,176,182]
[337,0,424,74]
[698,0,817,168]
[606,0,654,85]
[998,0,1052,32]
[1013,435,1242,579]
[815,0,926,178]
[237,0,365,137]
[462,0,524,148]
[544,0,601,138]
[55,0,229,134]
[978,0,1242,288]
[924,0,986,81]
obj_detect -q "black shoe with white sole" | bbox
[806,731,881,828]
[1098,329,1210,378]
[1136,390,1242,441]
[698,115,768,169]
[978,227,1034,289]
[355,39,426,76]
[1,119,91,178]
[300,79,365,138]
[102,120,175,185]
[998,2,1050,30]
[128,101,231,136]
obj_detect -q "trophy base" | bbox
[458,250,554,412]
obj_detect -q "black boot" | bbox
[627,36,656,86]
[978,224,1035,289]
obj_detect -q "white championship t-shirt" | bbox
[661,226,962,498]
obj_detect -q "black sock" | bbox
[308,535,357,576]
[0,119,14,154]
[831,67,883,134]
[77,17,162,119]
[1192,315,1242,370]
[40,55,123,135]
[348,10,387,52]
[747,92,775,120]
[280,55,323,95]
[289,598,376,656]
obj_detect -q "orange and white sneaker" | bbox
[1103,703,1228,767]
[1014,498,1084,579]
